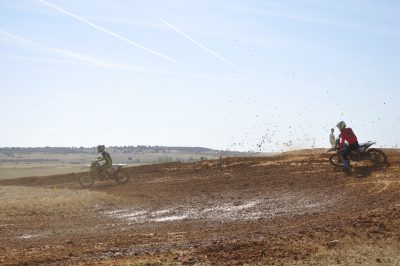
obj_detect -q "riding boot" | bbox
[343,160,350,170]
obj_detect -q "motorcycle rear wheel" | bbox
[329,154,342,167]
[78,172,94,188]
[367,148,388,165]
[115,170,129,185]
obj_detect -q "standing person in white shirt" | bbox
[330,128,336,148]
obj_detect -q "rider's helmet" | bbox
[336,121,346,131]
[97,145,105,153]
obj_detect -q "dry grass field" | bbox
[0,147,230,180]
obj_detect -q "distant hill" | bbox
[0,146,219,155]
[0,146,273,165]
[0,145,275,156]
[0,146,274,180]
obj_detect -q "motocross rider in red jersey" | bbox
[337,121,359,170]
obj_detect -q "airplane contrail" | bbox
[39,0,184,67]
[2,30,258,82]
[0,30,156,72]
[160,18,236,68]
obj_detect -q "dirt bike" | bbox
[78,159,129,188]
[327,136,388,167]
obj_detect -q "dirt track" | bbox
[1,150,400,265]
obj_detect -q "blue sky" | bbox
[1,0,399,152]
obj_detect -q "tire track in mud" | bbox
[104,190,344,225]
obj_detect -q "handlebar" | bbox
[90,159,101,166]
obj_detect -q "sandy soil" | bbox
[0,150,400,265]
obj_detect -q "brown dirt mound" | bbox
[1,149,400,265]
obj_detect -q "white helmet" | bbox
[336,121,346,131]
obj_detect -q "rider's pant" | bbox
[342,142,359,161]
[98,164,112,176]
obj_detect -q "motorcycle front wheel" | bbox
[367,148,388,165]
[329,154,342,167]
[78,172,94,188]
[114,170,129,185]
